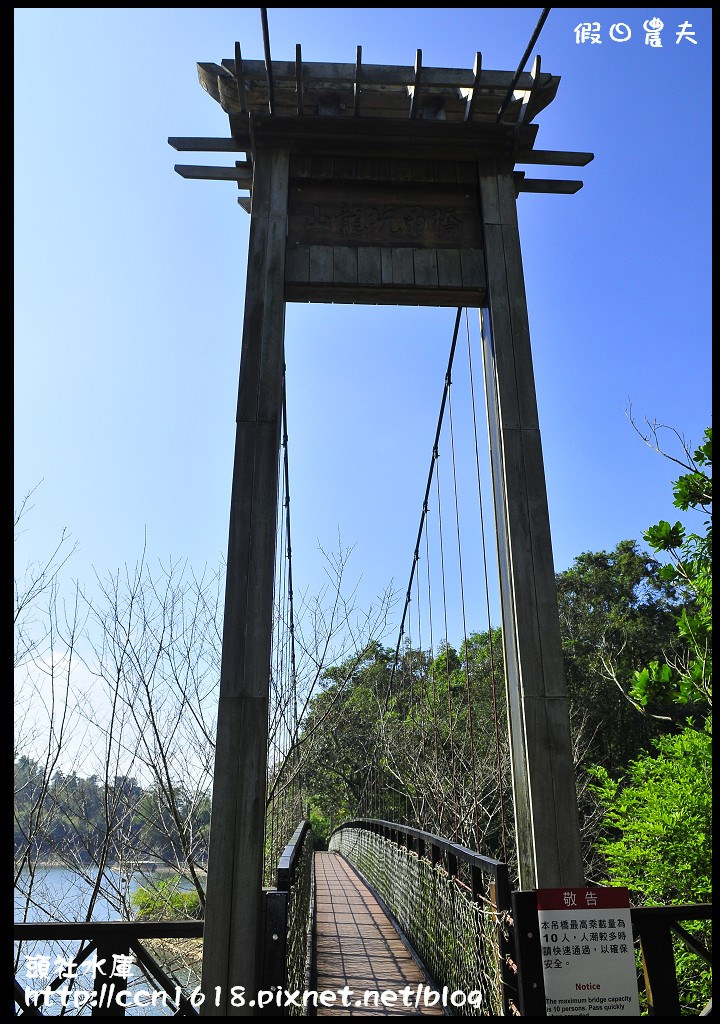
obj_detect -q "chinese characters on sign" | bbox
[287,181,482,251]
[304,203,465,243]
[574,20,697,45]
[536,887,640,1017]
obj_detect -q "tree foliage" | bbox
[300,630,514,861]
[589,723,711,904]
[14,759,210,870]
[588,423,712,1014]
[556,539,684,768]
[589,720,712,1013]
[629,426,711,715]
[131,875,203,921]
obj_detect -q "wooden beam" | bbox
[639,924,682,1016]
[217,72,239,118]
[174,163,253,185]
[516,149,594,166]
[236,161,253,197]
[249,113,517,161]
[295,43,304,116]
[409,49,422,120]
[524,55,553,121]
[353,45,362,117]
[463,52,482,122]
[201,147,290,1015]
[518,54,541,123]
[168,137,246,152]
[210,59,555,92]
[234,42,247,114]
[479,159,584,890]
[517,178,583,194]
[198,60,559,123]
[284,281,485,307]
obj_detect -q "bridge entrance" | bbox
[172,42,591,1015]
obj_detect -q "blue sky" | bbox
[14,8,711,650]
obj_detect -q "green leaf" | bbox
[656,563,677,583]
[643,520,685,552]
[673,472,711,511]
[693,428,712,468]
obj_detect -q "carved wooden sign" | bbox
[287,181,482,249]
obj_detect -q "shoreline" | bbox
[16,861,208,876]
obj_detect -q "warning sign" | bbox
[536,887,640,1016]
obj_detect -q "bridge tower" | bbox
[171,46,592,1014]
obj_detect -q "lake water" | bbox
[15,865,144,922]
[14,866,202,1016]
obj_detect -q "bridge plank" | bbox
[313,853,443,1016]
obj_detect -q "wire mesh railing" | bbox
[13,823,314,1018]
[261,818,314,1017]
[329,819,513,1016]
[276,820,313,1013]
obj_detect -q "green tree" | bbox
[589,424,712,1013]
[589,722,711,1012]
[131,875,203,921]
[300,630,513,859]
[556,540,685,771]
[590,723,711,904]
[628,426,711,717]
[300,643,396,828]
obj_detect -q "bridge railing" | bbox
[13,919,204,1016]
[261,818,314,1017]
[13,821,313,1018]
[632,904,713,1015]
[329,818,514,1016]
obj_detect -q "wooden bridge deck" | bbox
[313,852,444,1016]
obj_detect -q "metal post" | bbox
[511,891,547,1016]
[261,890,289,1016]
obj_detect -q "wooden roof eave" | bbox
[197,61,560,125]
[216,58,553,90]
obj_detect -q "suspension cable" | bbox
[281,367,303,826]
[424,518,441,785]
[495,8,551,123]
[466,310,508,861]
[435,457,459,826]
[387,307,463,700]
[446,371,481,849]
[282,368,299,745]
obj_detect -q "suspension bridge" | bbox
[14,14,712,1019]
